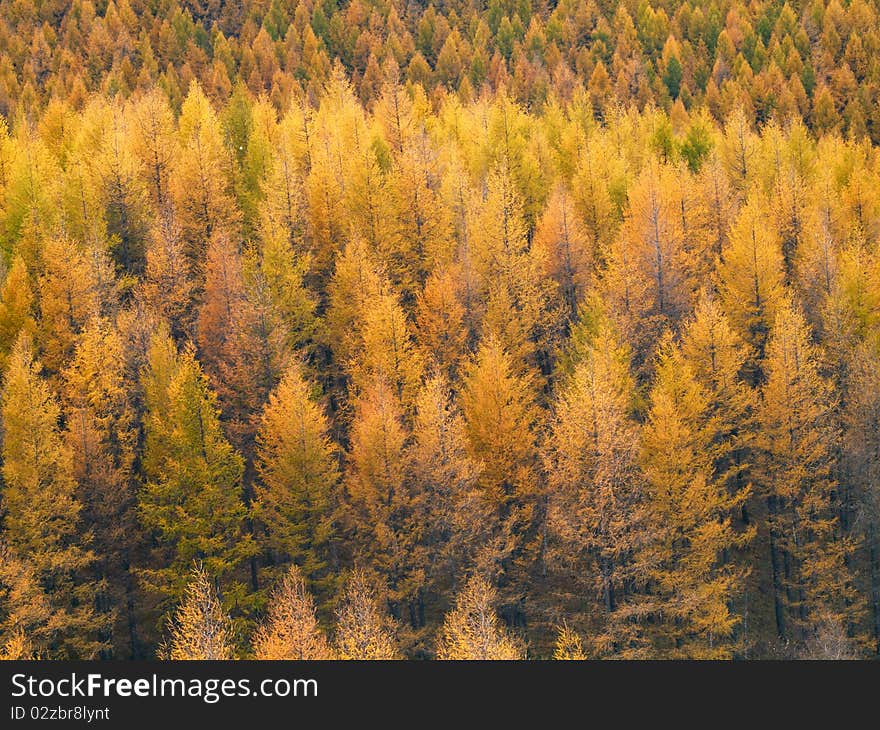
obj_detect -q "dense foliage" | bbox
[1,0,879,660]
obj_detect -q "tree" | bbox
[333,570,399,660]
[755,301,864,652]
[602,163,692,367]
[635,334,751,658]
[162,565,235,660]
[435,574,523,659]
[415,265,469,380]
[129,88,177,210]
[139,210,197,340]
[344,377,421,621]
[37,236,116,375]
[382,137,455,300]
[254,362,339,592]
[252,566,332,660]
[545,324,643,655]
[62,317,139,657]
[350,282,423,408]
[0,334,103,657]
[469,165,557,373]
[460,335,541,611]
[679,291,753,494]
[533,184,593,320]
[171,81,239,266]
[0,255,35,371]
[409,374,490,598]
[0,544,52,659]
[553,624,587,660]
[139,330,256,614]
[717,195,786,383]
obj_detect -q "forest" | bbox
[0,0,879,660]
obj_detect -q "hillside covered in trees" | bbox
[1,0,880,660]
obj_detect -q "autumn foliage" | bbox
[1,0,880,661]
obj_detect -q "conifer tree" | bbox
[344,377,421,620]
[333,570,399,660]
[636,334,751,658]
[254,362,339,592]
[756,302,864,651]
[717,195,786,382]
[62,317,139,656]
[139,330,256,612]
[409,374,490,595]
[171,81,239,265]
[533,184,593,320]
[553,624,588,660]
[252,566,332,660]
[435,574,523,660]
[602,163,692,363]
[0,544,52,659]
[545,324,643,653]
[163,565,235,660]
[1,334,103,657]
[0,255,35,371]
[460,335,541,609]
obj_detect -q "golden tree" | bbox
[254,361,339,592]
[756,301,864,651]
[1,334,104,657]
[545,323,643,654]
[435,574,523,660]
[163,565,235,660]
[636,334,751,658]
[252,566,332,660]
[333,570,399,660]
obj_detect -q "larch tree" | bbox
[408,374,489,600]
[469,165,558,375]
[256,212,315,355]
[635,334,751,658]
[333,570,399,660]
[533,184,593,321]
[414,265,469,381]
[435,574,523,660]
[755,301,864,653]
[171,81,239,266]
[545,324,644,655]
[139,330,256,614]
[350,282,424,408]
[570,131,621,262]
[0,334,104,657]
[841,342,880,651]
[128,88,177,211]
[460,334,542,611]
[37,236,116,376]
[716,194,786,383]
[553,624,588,660]
[61,316,139,657]
[139,210,197,341]
[162,565,235,660]
[679,291,753,494]
[197,232,247,381]
[383,135,455,301]
[0,255,35,371]
[93,103,150,275]
[696,152,737,262]
[324,236,384,370]
[0,544,53,659]
[253,361,339,593]
[343,377,421,624]
[252,565,333,660]
[602,163,692,367]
